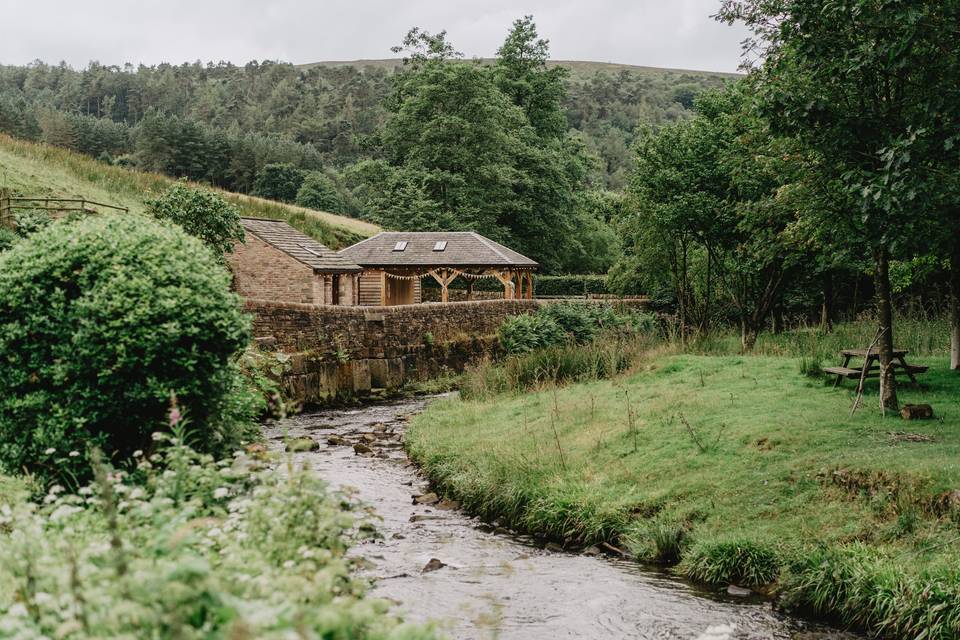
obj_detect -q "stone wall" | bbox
[245,299,541,404]
[245,297,649,405]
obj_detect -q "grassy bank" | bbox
[0,134,377,248]
[406,326,960,637]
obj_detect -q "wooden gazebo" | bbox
[339,232,538,305]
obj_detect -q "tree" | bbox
[252,163,306,203]
[719,0,960,409]
[146,181,245,255]
[493,15,569,140]
[295,171,342,212]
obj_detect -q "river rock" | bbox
[412,492,439,505]
[372,422,388,432]
[245,443,269,459]
[285,437,319,452]
[353,443,373,455]
[421,558,446,573]
[544,542,564,553]
[582,545,603,557]
[360,433,377,443]
[326,435,348,446]
[436,498,461,510]
[726,584,754,597]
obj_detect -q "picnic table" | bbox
[824,348,928,391]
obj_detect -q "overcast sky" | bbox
[0,0,749,73]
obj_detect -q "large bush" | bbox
[0,215,251,483]
[498,303,656,354]
[145,181,244,254]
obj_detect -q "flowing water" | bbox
[264,397,857,640]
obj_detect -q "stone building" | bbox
[228,217,362,305]
[339,231,538,305]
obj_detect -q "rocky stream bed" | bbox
[264,397,859,640]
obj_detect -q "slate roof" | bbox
[339,232,538,269]
[241,218,362,273]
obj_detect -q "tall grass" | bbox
[460,336,648,401]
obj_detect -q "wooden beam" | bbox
[527,271,534,299]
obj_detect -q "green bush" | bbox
[0,214,251,484]
[146,181,245,254]
[0,227,17,251]
[252,162,306,203]
[12,209,52,237]
[497,313,567,354]
[296,171,342,212]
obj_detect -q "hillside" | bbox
[299,58,740,80]
[0,134,379,249]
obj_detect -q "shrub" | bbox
[498,313,566,354]
[296,171,342,212]
[252,162,306,203]
[145,181,245,254]
[0,214,251,484]
[0,227,17,251]
[12,209,52,236]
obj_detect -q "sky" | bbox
[0,0,750,73]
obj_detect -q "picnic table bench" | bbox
[824,348,928,391]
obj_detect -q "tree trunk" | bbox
[820,271,834,332]
[873,246,899,412]
[951,237,960,371]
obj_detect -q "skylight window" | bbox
[433,241,448,252]
[393,241,408,252]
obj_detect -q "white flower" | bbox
[68,450,80,457]
[282,560,295,569]
[151,432,166,441]
[49,485,64,494]
[44,448,56,455]
[213,487,230,500]
[78,486,93,496]
[133,450,143,457]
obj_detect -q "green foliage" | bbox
[498,313,567,354]
[681,539,780,587]
[295,171,343,212]
[12,209,52,237]
[146,181,245,254]
[534,274,610,296]
[0,437,435,638]
[460,337,638,401]
[0,227,18,251]
[252,163,307,203]
[0,215,251,484]
[498,303,654,354]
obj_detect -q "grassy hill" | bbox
[0,134,379,249]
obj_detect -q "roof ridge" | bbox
[470,232,511,263]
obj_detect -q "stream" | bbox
[264,397,857,640]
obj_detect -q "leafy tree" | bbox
[252,162,306,203]
[494,16,569,139]
[295,171,342,212]
[719,0,960,408]
[146,181,245,255]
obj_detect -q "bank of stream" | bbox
[264,397,858,640]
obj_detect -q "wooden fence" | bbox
[0,196,129,228]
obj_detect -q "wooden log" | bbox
[901,404,934,420]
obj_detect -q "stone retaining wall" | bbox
[245,298,648,405]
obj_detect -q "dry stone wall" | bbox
[245,299,541,404]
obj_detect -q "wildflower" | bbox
[49,484,64,494]
[283,560,295,569]
[133,450,143,457]
[213,487,230,500]
[68,450,80,457]
[44,447,56,455]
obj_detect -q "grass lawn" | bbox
[0,134,377,248]
[407,349,960,636]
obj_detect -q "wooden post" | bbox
[466,279,474,301]
[527,272,534,299]
[441,269,449,303]
[380,270,386,306]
